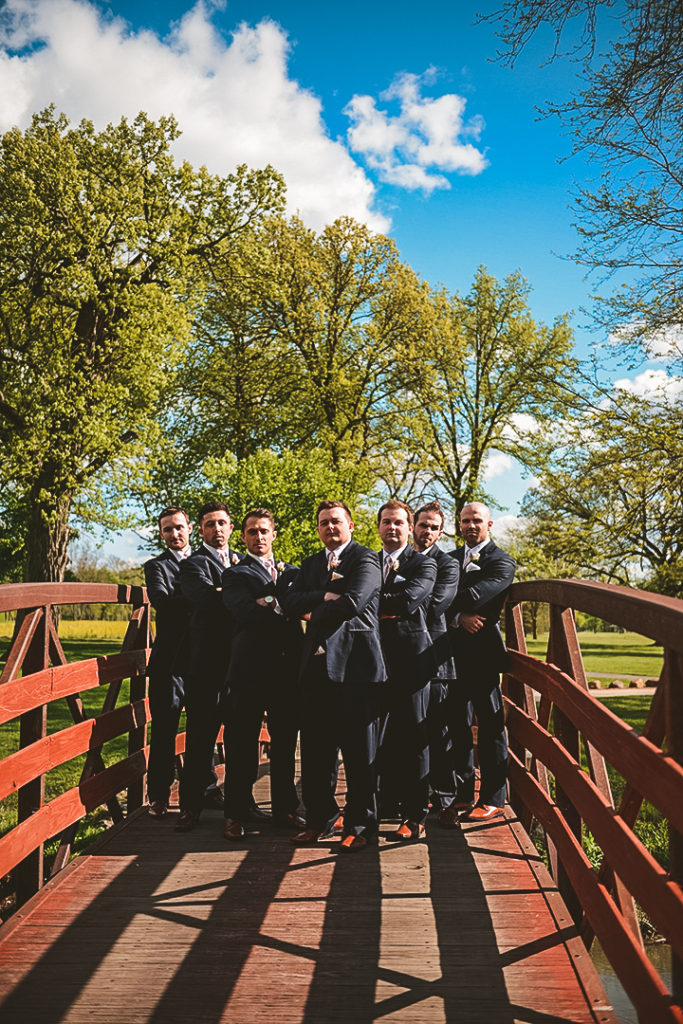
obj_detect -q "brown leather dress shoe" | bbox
[438,806,462,828]
[339,834,368,852]
[174,810,198,832]
[463,804,505,822]
[148,800,168,819]
[290,828,325,845]
[224,818,245,840]
[394,820,426,841]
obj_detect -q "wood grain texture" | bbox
[0,770,617,1024]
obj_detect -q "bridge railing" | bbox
[504,579,683,1024]
[0,582,153,910]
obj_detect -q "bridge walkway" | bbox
[0,771,615,1024]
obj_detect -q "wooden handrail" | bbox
[504,578,683,1023]
[0,582,154,909]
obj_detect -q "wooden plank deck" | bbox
[0,769,617,1024]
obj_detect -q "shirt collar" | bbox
[326,538,351,561]
[465,538,489,558]
[382,543,408,563]
[169,545,192,561]
[248,552,275,566]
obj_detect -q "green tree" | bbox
[204,447,377,564]
[521,390,683,596]
[390,267,577,519]
[486,0,683,351]
[143,214,436,531]
[0,108,284,582]
[220,215,432,474]
[505,518,583,637]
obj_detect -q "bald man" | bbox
[446,502,515,822]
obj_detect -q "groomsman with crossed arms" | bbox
[447,501,516,821]
[220,508,303,839]
[174,500,244,832]
[280,499,386,852]
[377,500,437,841]
[410,500,461,826]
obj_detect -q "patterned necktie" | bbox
[218,549,231,568]
[264,557,277,582]
[383,554,393,581]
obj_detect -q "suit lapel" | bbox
[246,555,271,583]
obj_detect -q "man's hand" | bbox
[459,612,486,634]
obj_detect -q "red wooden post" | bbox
[547,604,583,928]
[14,606,49,907]
[124,592,151,812]
[665,647,683,1008]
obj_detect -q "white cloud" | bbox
[609,322,683,363]
[614,368,683,403]
[345,69,488,194]
[0,0,387,231]
[500,413,539,443]
[492,513,523,543]
[483,452,513,481]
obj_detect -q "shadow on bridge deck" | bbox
[0,775,615,1024]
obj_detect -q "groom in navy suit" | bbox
[447,502,515,821]
[280,500,386,852]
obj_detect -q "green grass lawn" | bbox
[525,631,663,682]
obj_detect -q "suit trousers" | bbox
[267,676,301,819]
[178,683,222,814]
[378,680,431,825]
[147,671,184,804]
[447,670,508,808]
[427,679,457,810]
[221,682,267,819]
[299,657,384,838]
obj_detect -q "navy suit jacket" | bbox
[424,545,459,680]
[144,549,192,680]
[280,539,386,685]
[378,546,437,687]
[221,556,303,686]
[178,544,244,691]
[448,541,516,676]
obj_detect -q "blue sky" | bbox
[0,0,646,556]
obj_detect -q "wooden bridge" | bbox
[0,579,681,1023]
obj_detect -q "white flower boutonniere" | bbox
[329,556,341,570]
[231,553,240,565]
[392,558,400,573]
[276,561,285,573]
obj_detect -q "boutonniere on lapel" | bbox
[231,552,240,565]
[391,558,400,572]
[465,552,481,573]
[276,561,285,573]
[328,555,341,570]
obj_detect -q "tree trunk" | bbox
[22,488,73,582]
